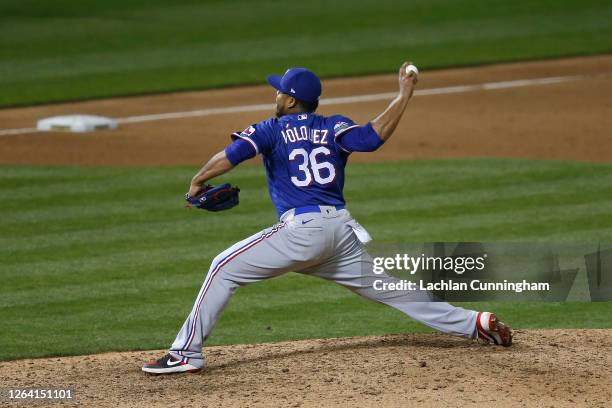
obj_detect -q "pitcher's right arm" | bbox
[370,61,418,142]
[334,62,418,153]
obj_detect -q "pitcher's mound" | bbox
[1,330,609,407]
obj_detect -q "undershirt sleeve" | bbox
[224,138,257,166]
[335,122,384,153]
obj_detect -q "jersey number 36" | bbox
[289,147,336,187]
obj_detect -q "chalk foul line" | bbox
[0,75,582,137]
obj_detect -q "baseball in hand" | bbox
[405,64,419,76]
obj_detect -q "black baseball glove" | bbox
[185,183,240,212]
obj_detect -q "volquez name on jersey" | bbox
[281,126,329,145]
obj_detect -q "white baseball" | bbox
[405,64,419,76]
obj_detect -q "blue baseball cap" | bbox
[267,68,322,103]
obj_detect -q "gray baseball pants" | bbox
[170,206,478,368]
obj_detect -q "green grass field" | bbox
[1,159,611,361]
[2,0,611,363]
[1,0,611,107]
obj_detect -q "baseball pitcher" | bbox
[143,62,512,374]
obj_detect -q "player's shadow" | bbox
[203,332,494,374]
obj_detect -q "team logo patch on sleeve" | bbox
[241,125,256,137]
[333,121,350,136]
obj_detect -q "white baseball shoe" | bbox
[142,353,201,374]
[476,312,513,347]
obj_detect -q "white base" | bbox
[37,115,117,133]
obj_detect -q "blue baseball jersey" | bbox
[228,113,381,218]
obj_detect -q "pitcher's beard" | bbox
[275,104,285,118]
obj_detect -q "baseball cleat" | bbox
[142,353,201,375]
[476,312,513,347]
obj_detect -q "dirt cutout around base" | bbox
[1,55,612,165]
[1,330,610,407]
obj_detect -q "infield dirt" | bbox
[1,330,610,407]
[1,56,611,407]
[1,55,612,165]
